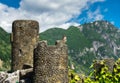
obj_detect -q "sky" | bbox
[0,0,120,33]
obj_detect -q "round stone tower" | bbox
[11,20,39,71]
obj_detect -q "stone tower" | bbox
[33,40,68,83]
[11,20,39,71]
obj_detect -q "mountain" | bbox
[0,27,11,69]
[40,21,120,74]
[0,20,120,74]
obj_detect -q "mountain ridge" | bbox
[0,20,120,73]
[40,20,120,73]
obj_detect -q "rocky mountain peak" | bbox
[0,20,120,74]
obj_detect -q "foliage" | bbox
[69,69,82,83]
[1,20,120,74]
[69,58,120,83]
[0,27,11,71]
[40,21,120,74]
[40,26,93,74]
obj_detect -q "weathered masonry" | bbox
[33,40,68,83]
[11,20,39,71]
[10,20,68,83]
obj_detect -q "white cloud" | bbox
[57,22,80,29]
[0,0,105,33]
[87,8,104,22]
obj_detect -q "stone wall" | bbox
[11,20,39,71]
[94,58,115,76]
[10,20,68,82]
[33,40,68,83]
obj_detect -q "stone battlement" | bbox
[2,20,69,83]
[33,40,68,83]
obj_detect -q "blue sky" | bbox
[69,0,120,28]
[0,0,21,8]
[0,0,120,32]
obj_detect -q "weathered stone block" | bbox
[5,70,20,83]
[11,20,39,71]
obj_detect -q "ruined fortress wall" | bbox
[11,20,39,71]
[33,41,68,83]
[94,58,115,76]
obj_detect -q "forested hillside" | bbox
[0,20,120,74]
